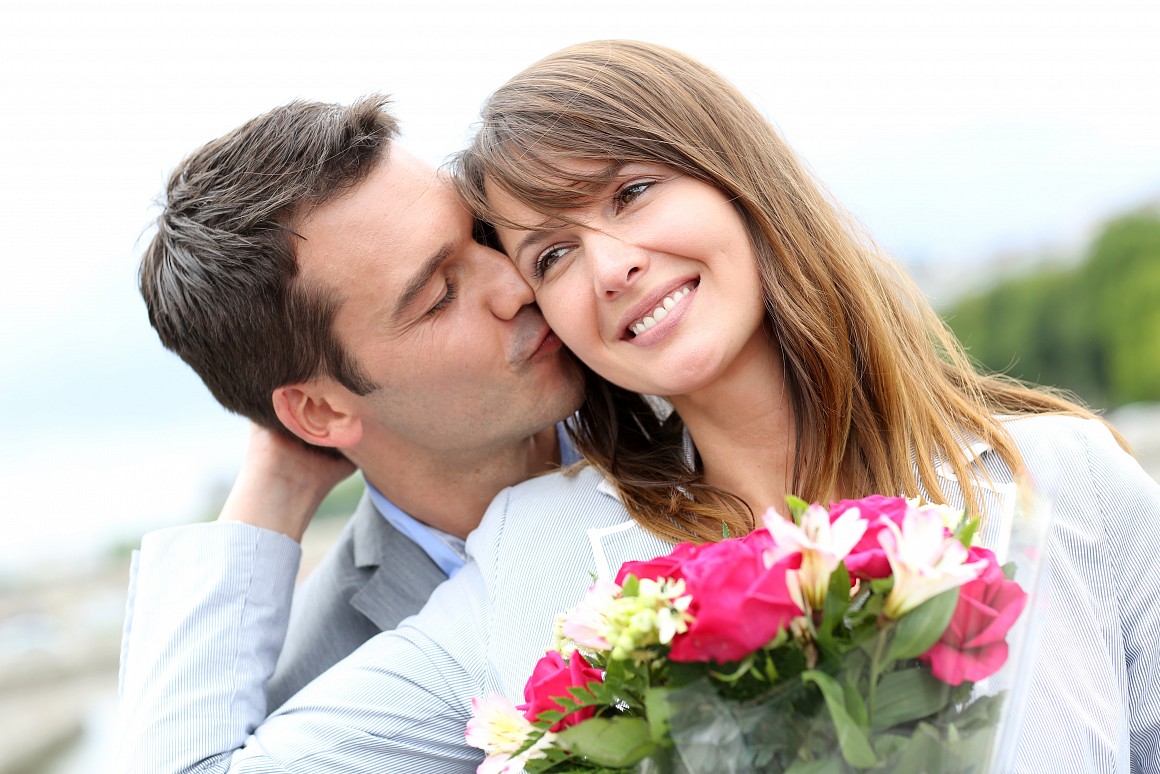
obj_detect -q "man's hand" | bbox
[218,424,357,542]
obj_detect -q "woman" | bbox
[455,39,1119,539]
[452,41,1159,772]
[116,41,1159,773]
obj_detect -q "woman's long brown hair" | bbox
[454,40,1125,544]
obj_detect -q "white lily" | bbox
[879,505,987,618]
[908,498,967,533]
[465,693,538,753]
[763,504,868,610]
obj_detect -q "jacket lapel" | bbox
[345,493,448,632]
[587,478,674,580]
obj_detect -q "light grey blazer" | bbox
[266,492,447,709]
[113,415,1160,773]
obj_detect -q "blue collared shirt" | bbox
[365,422,581,578]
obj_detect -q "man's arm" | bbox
[112,519,488,773]
[112,426,350,771]
[114,521,299,772]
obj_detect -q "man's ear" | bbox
[271,383,363,450]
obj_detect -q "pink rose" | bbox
[519,650,604,731]
[831,496,909,580]
[918,546,1028,685]
[615,541,708,585]
[665,536,803,663]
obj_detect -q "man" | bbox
[133,94,582,709]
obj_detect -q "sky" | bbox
[1,0,1158,575]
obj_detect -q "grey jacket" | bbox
[266,492,446,709]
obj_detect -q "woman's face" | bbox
[489,161,772,398]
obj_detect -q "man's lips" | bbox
[512,322,563,363]
[531,328,563,358]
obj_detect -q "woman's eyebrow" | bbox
[512,230,554,260]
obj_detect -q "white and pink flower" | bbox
[557,577,692,661]
[879,505,988,618]
[465,693,553,773]
[763,503,868,611]
[559,578,621,651]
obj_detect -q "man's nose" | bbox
[484,246,536,320]
[590,233,648,298]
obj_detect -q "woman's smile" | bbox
[492,162,772,399]
[622,280,697,341]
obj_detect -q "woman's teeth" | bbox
[630,285,693,336]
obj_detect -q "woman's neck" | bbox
[669,334,796,520]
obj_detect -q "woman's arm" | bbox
[1090,421,1160,773]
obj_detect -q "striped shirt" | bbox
[112,415,1160,772]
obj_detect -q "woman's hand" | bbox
[217,423,357,542]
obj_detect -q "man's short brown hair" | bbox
[140,96,398,438]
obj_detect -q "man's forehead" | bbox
[298,150,452,250]
[292,145,469,311]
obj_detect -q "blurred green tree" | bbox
[942,207,1160,409]
[1082,212,1160,405]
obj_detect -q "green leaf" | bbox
[665,660,711,689]
[954,514,980,548]
[708,654,755,684]
[842,674,869,729]
[800,671,880,768]
[535,710,565,726]
[871,667,953,730]
[587,682,620,707]
[643,687,672,743]
[621,574,639,597]
[942,691,1005,733]
[887,722,948,772]
[785,495,809,524]
[784,755,845,774]
[566,685,596,704]
[870,732,909,761]
[869,577,894,596]
[886,587,960,661]
[556,717,655,767]
[722,521,730,539]
[819,563,852,643]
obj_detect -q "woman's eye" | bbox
[614,181,653,212]
[534,246,571,279]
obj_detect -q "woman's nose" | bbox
[590,233,648,297]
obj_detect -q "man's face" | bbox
[294,147,582,456]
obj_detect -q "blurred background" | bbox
[1,1,1157,771]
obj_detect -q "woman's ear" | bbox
[271,383,363,449]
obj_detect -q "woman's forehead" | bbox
[479,159,629,226]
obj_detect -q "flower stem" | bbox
[867,627,889,723]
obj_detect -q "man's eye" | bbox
[534,246,571,279]
[427,280,458,315]
[614,181,653,212]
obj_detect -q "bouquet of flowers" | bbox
[466,494,1046,773]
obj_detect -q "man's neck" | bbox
[353,424,561,539]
